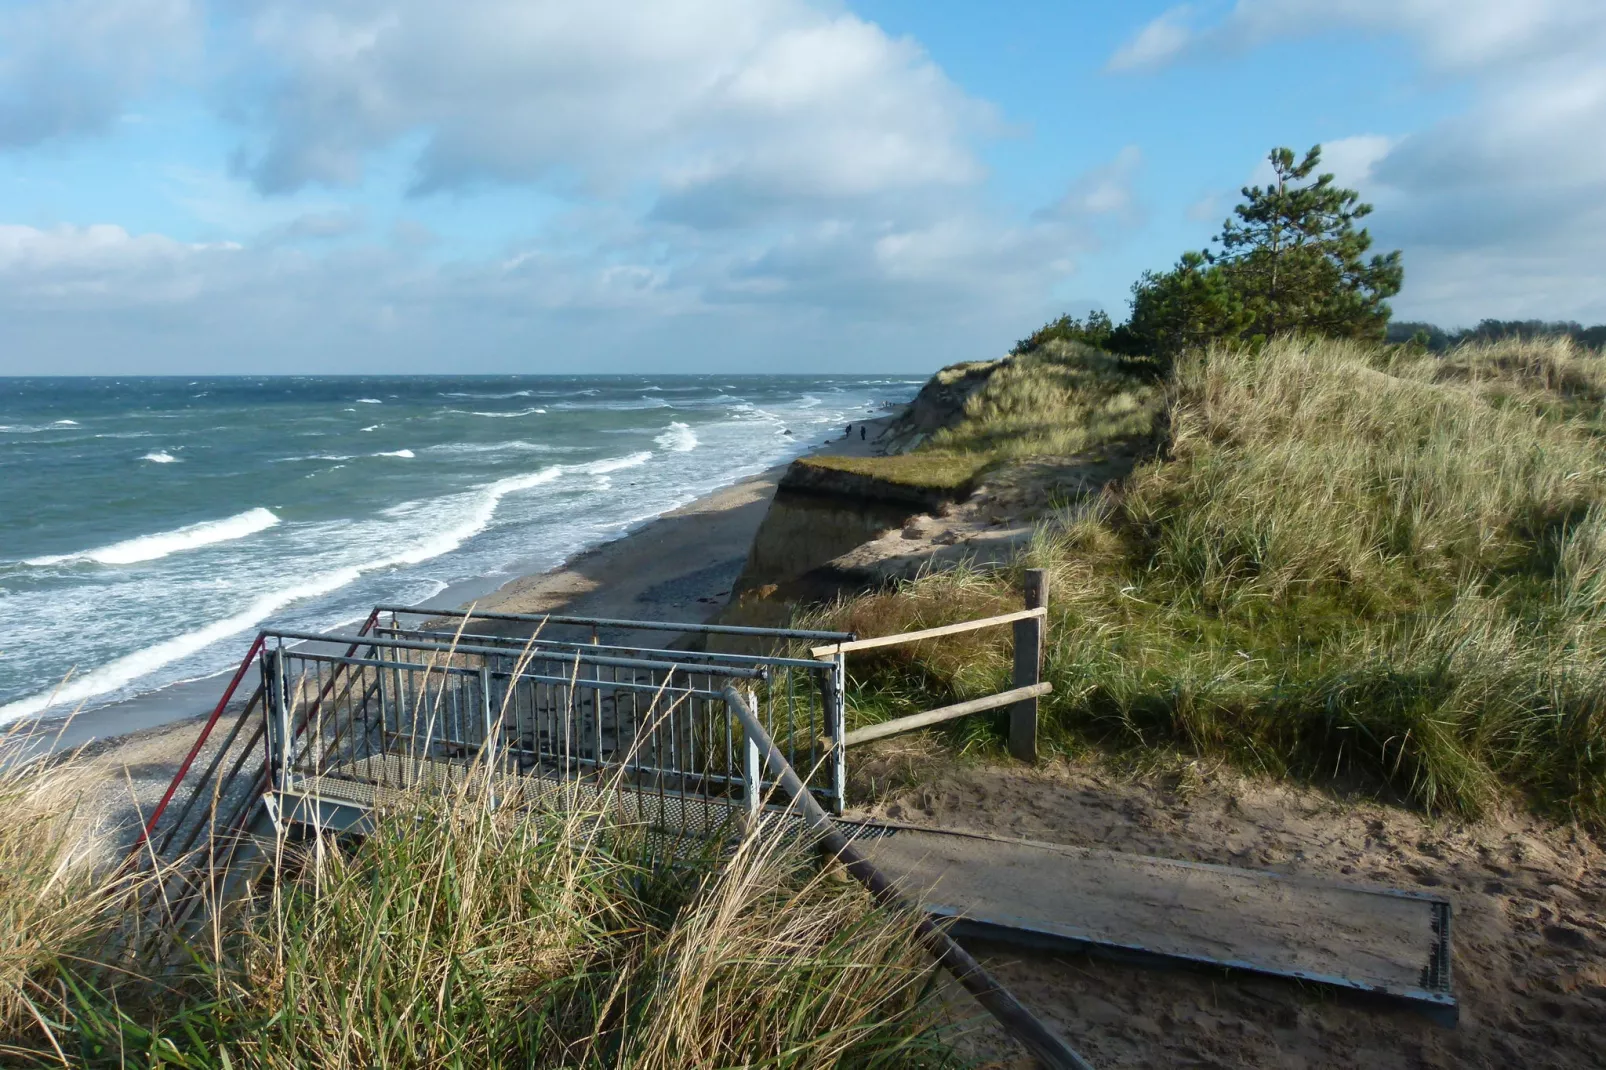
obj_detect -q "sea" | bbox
[0,375,918,727]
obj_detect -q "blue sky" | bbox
[2,0,1603,374]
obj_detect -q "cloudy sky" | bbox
[2,0,1603,374]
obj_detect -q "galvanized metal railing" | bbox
[262,632,779,832]
[364,622,849,810]
[134,607,856,882]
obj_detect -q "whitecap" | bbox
[356,398,383,404]
[426,440,560,455]
[25,508,280,567]
[0,465,571,723]
[53,419,79,426]
[361,425,380,432]
[654,422,698,452]
[142,451,178,464]
[577,451,653,476]
[453,407,546,419]
[376,449,415,458]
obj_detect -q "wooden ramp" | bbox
[854,824,1456,1023]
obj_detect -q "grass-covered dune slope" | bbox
[797,345,1166,496]
[819,333,1606,827]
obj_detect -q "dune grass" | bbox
[799,341,1166,494]
[814,334,1606,826]
[2,766,956,1068]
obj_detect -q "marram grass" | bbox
[2,770,958,1068]
[816,334,1606,826]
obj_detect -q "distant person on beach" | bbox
[860,425,866,440]
[845,423,852,437]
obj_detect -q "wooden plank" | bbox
[841,683,1053,747]
[810,606,1047,658]
[723,687,1097,1070]
[857,825,1456,1018]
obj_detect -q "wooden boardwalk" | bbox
[855,823,1456,1022]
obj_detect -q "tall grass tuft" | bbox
[26,781,952,1068]
[816,336,1606,825]
[0,733,135,1064]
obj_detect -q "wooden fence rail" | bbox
[816,569,1052,760]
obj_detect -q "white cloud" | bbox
[232,0,990,214]
[0,224,237,307]
[1109,2,1606,75]
[1109,1,1606,325]
[0,0,199,147]
[1106,5,1198,72]
[1044,145,1144,224]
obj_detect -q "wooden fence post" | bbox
[1010,569,1047,762]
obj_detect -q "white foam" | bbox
[655,421,698,452]
[440,390,534,400]
[426,440,561,455]
[376,449,415,458]
[25,508,280,567]
[142,451,178,463]
[54,419,79,426]
[356,398,383,404]
[458,408,546,418]
[0,465,572,723]
[578,451,653,475]
[361,425,380,432]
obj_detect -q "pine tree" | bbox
[1209,145,1403,342]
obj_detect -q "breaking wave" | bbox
[24,508,280,567]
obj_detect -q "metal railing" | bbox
[134,607,857,881]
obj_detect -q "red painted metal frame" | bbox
[135,609,382,850]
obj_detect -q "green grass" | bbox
[796,451,991,493]
[798,341,1166,494]
[812,334,1606,827]
[1,768,957,1067]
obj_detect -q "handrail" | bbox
[264,629,769,680]
[377,603,855,642]
[374,626,835,671]
[839,682,1053,747]
[722,686,1094,1070]
[810,607,1046,658]
[135,632,267,848]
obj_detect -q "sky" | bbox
[2,0,1603,375]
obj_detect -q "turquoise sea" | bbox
[0,375,915,724]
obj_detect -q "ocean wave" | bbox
[577,451,653,475]
[655,422,698,452]
[24,508,280,567]
[0,465,573,723]
[376,449,415,458]
[54,419,78,426]
[142,451,178,464]
[361,425,380,432]
[798,395,822,408]
[439,389,534,400]
[425,440,563,455]
[356,398,383,404]
[449,408,547,418]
